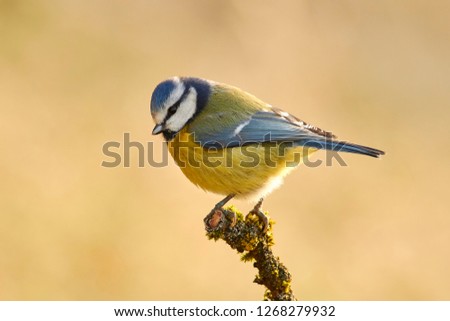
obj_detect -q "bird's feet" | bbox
[247,198,269,233]
[204,194,236,231]
[204,195,269,233]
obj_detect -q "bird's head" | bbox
[150,77,211,141]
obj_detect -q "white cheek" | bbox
[165,87,197,132]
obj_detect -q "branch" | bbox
[204,206,296,301]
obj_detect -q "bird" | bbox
[150,76,384,230]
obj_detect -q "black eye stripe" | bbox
[163,87,191,122]
[167,104,178,116]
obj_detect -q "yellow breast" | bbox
[168,128,317,199]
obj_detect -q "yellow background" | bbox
[1,0,449,300]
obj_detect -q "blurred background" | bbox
[1,0,449,300]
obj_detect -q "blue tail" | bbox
[301,139,385,158]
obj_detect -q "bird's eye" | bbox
[167,105,178,117]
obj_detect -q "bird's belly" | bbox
[168,132,316,199]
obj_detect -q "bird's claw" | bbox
[247,198,269,233]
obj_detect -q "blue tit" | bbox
[150,77,384,227]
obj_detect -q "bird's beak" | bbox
[152,124,164,135]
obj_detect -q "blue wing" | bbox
[190,109,384,158]
[191,109,333,147]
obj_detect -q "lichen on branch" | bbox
[204,206,296,301]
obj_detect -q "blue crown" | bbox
[150,79,179,112]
